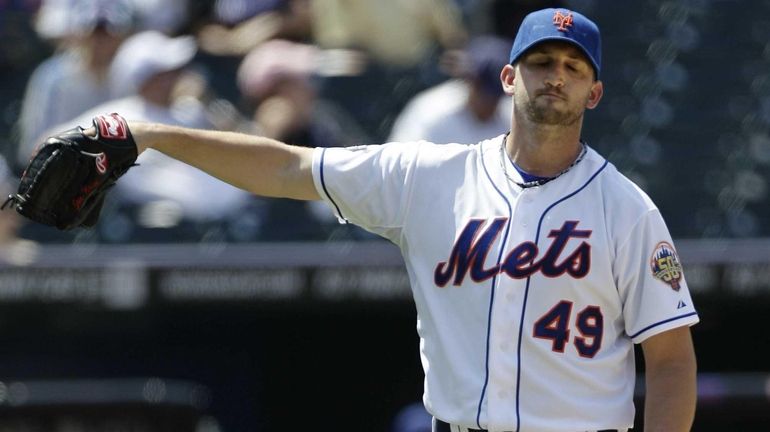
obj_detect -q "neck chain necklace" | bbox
[499,133,588,188]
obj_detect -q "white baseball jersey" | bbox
[312,135,699,432]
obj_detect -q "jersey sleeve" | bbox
[311,142,422,242]
[615,209,699,343]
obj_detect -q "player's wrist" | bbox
[125,121,158,155]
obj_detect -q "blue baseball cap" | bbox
[509,8,601,78]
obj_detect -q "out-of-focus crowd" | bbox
[0,0,565,247]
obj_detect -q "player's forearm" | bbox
[130,122,320,200]
[643,356,697,431]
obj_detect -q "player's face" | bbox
[508,42,602,126]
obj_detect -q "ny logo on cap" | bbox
[553,10,574,32]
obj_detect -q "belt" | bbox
[434,418,620,432]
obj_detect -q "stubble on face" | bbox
[519,88,589,126]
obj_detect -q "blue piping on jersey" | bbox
[513,158,609,432]
[629,311,699,339]
[476,141,514,430]
[319,148,348,222]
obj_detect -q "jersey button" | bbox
[500,343,510,352]
[506,292,515,302]
[498,390,509,399]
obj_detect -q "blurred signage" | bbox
[0,241,767,307]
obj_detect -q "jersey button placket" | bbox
[518,189,536,228]
[484,185,535,428]
[486,280,521,428]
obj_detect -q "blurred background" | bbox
[0,0,768,430]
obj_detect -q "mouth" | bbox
[537,91,566,100]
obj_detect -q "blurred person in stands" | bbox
[310,0,465,70]
[197,0,312,57]
[16,0,136,169]
[236,39,372,240]
[308,0,468,141]
[464,0,566,39]
[237,39,370,149]
[388,36,512,144]
[49,31,252,240]
[129,0,191,34]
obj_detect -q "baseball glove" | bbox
[2,113,138,230]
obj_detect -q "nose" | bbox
[544,64,567,88]
[544,74,564,88]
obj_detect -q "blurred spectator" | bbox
[197,0,312,57]
[465,0,566,39]
[33,0,134,42]
[388,36,511,144]
[16,0,136,168]
[36,0,189,37]
[129,0,191,34]
[50,31,253,240]
[237,39,370,148]
[237,39,373,240]
[308,0,468,141]
[310,0,466,68]
[31,0,71,41]
[212,0,283,26]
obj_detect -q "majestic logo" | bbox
[553,10,574,32]
[95,152,108,174]
[95,113,128,139]
[434,219,592,287]
[650,241,683,290]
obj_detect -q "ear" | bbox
[500,64,516,96]
[586,80,604,109]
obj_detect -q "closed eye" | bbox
[527,57,551,67]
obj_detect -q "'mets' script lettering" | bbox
[434,218,592,286]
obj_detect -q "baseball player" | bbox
[64,7,697,432]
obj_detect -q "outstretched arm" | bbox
[124,122,320,201]
[641,326,697,432]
